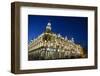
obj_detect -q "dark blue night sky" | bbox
[28,15,88,49]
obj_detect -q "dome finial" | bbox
[47,20,51,26]
[46,20,52,32]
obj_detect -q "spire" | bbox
[58,33,61,37]
[65,36,68,40]
[46,21,52,32]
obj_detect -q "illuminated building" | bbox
[28,21,86,60]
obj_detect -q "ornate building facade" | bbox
[28,21,86,60]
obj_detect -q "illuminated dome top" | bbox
[46,21,51,32]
